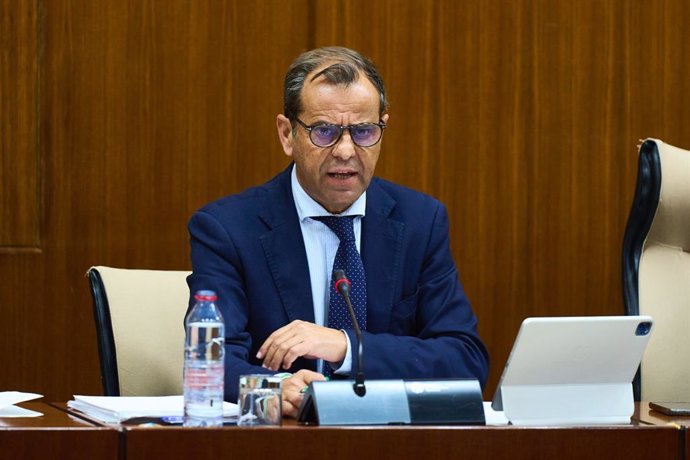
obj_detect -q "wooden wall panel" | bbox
[1,0,689,401]
[662,0,690,143]
[0,0,308,400]
[0,0,40,248]
[312,0,689,395]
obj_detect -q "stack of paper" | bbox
[68,395,238,424]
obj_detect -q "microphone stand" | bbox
[333,269,366,397]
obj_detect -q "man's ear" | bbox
[276,115,294,157]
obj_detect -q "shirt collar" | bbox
[291,165,366,222]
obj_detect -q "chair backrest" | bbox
[622,138,690,402]
[87,266,191,396]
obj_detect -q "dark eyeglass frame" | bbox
[294,118,387,148]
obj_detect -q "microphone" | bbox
[332,269,366,397]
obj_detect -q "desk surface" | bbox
[0,402,683,460]
[0,402,119,460]
[637,401,690,427]
[637,401,690,460]
[123,419,679,460]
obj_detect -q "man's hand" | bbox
[256,320,347,371]
[281,369,326,418]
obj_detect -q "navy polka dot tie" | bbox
[314,216,367,376]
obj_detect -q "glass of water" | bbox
[237,374,282,426]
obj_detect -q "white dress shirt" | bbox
[290,167,365,374]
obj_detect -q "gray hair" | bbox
[283,46,388,122]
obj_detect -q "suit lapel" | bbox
[361,180,403,333]
[258,166,315,324]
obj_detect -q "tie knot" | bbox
[314,216,356,242]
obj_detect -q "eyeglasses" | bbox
[294,118,386,148]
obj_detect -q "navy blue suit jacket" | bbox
[187,164,489,401]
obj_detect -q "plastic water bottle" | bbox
[183,290,225,427]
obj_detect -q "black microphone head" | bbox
[333,269,347,282]
[333,269,351,296]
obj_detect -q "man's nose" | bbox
[331,129,356,160]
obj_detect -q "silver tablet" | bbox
[492,315,653,412]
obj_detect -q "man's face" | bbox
[277,70,388,214]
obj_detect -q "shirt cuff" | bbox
[331,330,352,374]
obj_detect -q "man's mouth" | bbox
[328,172,357,180]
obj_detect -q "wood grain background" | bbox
[2,0,688,401]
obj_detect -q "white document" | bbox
[68,395,238,423]
[0,391,43,417]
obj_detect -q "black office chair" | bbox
[87,266,191,396]
[621,138,690,401]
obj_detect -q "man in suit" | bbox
[187,46,489,417]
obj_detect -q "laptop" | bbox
[491,315,653,426]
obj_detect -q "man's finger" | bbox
[262,334,304,371]
[256,320,303,359]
